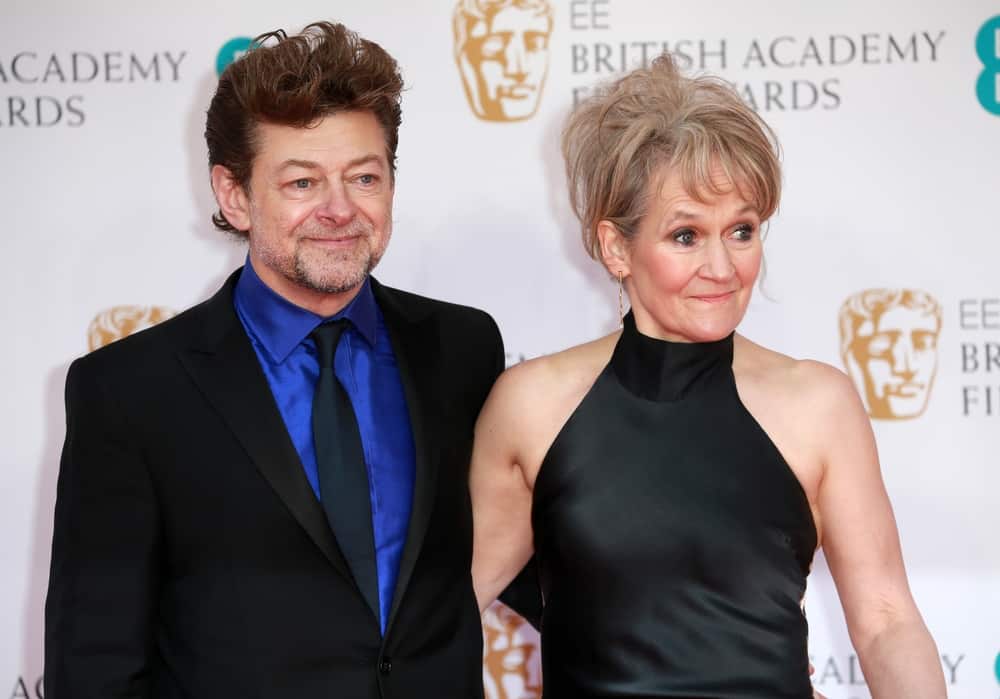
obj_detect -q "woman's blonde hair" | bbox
[562,54,781,261]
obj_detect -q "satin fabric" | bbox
[532,312,817,698]
[234,261,415,633]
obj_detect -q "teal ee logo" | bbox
[975,16,1000,115]
[994,650,999,684]
[216,37,253,76]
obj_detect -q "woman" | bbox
[470,55,945,698]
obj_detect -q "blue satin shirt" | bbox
[234,260,415,634]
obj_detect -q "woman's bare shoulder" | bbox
[734,334,864,420]
[480,331,620,473]
[493,331,619,402]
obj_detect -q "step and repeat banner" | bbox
[3,0,998,696]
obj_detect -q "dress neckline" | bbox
[610,311,735,402]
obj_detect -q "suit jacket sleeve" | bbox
[45,357,161,698]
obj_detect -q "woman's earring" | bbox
[618,271,625,327]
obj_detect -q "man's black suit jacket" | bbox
[45,270,514,698]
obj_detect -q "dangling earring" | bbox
[617,271,625,327]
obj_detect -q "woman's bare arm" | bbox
[811,365,945,698]
[470,367,537,613]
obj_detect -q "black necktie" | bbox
[311,320,379,624]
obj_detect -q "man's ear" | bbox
[596,220,631,278]
[210,165,251,232]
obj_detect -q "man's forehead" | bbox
[254,115,389,168]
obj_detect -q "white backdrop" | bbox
[3,1,998,696]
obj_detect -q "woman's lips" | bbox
[691,291,736,304]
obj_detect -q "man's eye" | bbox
[292,179,311,189]
[357,174,376,185]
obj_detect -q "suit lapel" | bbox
[176,271,351,581]
[374,281,443,635]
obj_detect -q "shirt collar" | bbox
[234,257,379,363]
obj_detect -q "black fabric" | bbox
[311,320,380,626]
[498,556,543,629]
[44,268,529,699]
[532,312,817,699]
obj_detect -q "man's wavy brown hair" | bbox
[205,21,404,235]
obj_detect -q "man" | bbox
[45,21,535,698]
[452,0,553,122]
[839,288,942,420]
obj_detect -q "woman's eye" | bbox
[672,229,696,246]
[731,224,755,241]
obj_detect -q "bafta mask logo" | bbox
[453,0,554,122]
[838,289,942,420]
[483,602,541,699]
[87,305,177,351]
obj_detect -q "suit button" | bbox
[379,657,392,675]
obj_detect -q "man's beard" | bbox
[258,218,386,296]
[292,238,376,295]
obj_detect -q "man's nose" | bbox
[316,181,357,226]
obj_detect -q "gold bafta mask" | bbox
[87,305,177,351]
[838,289,942,420]
[483,602,541,699]
[453,0,553,122]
